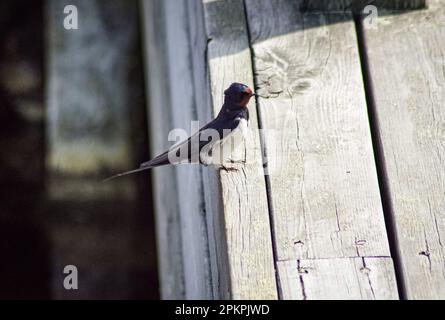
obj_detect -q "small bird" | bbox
[104,82,256,182]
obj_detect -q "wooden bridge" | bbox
[46,0,444,299]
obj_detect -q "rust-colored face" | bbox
[224,83,256,108]
[239,87,254,107]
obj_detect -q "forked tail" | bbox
[102,166,153,182]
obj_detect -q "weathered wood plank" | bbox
[362,0,445,299]
[140,0,185,299]
[245,0,398,299]
[141,0,278,299]
[161,0,213,300]
[278,257,398,299]
[201,0,278,299]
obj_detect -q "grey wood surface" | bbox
[162,0,213,300]
[202,0,278,299]
[362,0,445,299]
[141,0,444,300]
[140,0,186,299]
[141,0,278,299]
[278,257,398,299]
[245,0,398,299]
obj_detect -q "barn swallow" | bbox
[104,83,256,182]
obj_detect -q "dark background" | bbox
[0,0,159,299]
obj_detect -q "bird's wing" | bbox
[103,117,239,182]
[140,118,221,168]
[103,142,189,182]
[202,116,247,166]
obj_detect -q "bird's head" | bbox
[224,83,256,108]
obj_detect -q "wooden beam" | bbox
[201,0,278,299]
[245,0,398,299]
[361,0,445,299]
[140,0,186,299]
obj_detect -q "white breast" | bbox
[236,118,249,139]
[201,118,249,166]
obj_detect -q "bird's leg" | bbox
[219,157,246,172]
[227,154,246,164]
[228,158,246,164]
[220,164,239,172]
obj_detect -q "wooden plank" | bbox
[186,0,231,300]
[201,0,278,299]
[278,257,398,299]
[160,0,213,300]
[245,0,398,299]
[141,0,277,299]
[246,0,392,261]
[140,0,185,299]
[361,0,445,299]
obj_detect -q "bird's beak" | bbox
[244,87,255,96]
[251,93,258,97]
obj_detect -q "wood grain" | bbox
[278,257,398,299]
[201,0,278,300]
[246,0,392,260]
[162,0,216,299]
[362,0,445,299]
[47,0,155,299]
[245,0,398,299]
[141,0,278,299]
[140,0,186,299]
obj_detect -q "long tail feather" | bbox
[102,166,152,183]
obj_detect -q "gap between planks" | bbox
[243,0,399,300]
[358,0,445,299]
[242,0,283,300]
[354,13,408,300]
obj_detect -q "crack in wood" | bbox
[420,227,432,272]
[297,259,308,300]
[361,257,376,299]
